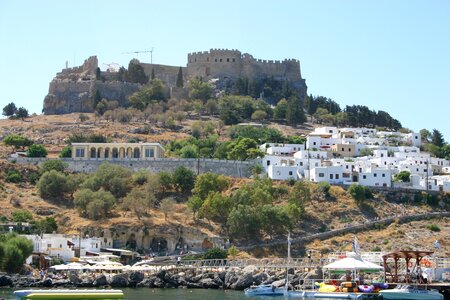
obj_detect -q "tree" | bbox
[12,210,33,222]
[188,77,213,102]
[0,233,33,273]
[227,138,264,160]
[227,205,261,238]
[348,184,372,203]
[359,147,374,157]
[420,129,431,143]
[128,79,167,110]
[176,66,184,88]
[187,196,203,220]
[40,160,68,174]
[193,173,229,200]
[122,187,151,219]
[37,170,69,199]
[35,217,58,234]
[3,134,33,151]
[172,166,195,193]
[159,171,173,193]
[16,107,29,120]
[160,198,176,220]
[394,170,411,182]
[180,144,199,158]
[27,144,48,157]
[90,162,132,198]
[79,113,89,122]
[2,102,17,117]
[199,192,232,223]
[60,146,72,158]
[74,188,116,219]
[251,110,268,121]
[273,99,288,119]
[431,129,445,147]
[126,60,148,84]
[286,96,306,125]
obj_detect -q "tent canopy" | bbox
[324,256,383,272]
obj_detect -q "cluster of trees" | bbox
[421,129,450,159]
[166,125,302,160]
[0,233,34,273]
[187,176,307,239]
[36,160,196,220]
[3,134,48,157]
[303,95,402,130]
[2,102,29,120]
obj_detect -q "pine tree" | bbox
[2,102,17,117]
[431,129,445,147]
[286,96,306,125]
[176,67,183,88]
[151,68,155,80]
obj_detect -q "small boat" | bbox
[244,284,285,296]
[379,285,443,300]
[13,289,124,299]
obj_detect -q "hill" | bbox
[0,114,448,258]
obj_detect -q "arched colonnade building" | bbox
[71,143,165,160]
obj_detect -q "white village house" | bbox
[261,126,450,192]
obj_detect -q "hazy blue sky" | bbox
[1,0,449,140]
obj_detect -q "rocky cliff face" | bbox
[43,56,140,115]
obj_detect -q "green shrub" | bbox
[426,224,440,232]
[203,248,227,260]
[12,210,33,222]
[6,170,22,183]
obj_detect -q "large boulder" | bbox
[136,277,155,288]
[233,272,254,290]
[253,272,269,285]
[110,274,129,287]
[42,278,53,287]
[93,274,108,287]
[0,274,13,287]
[199,278,220,289]
[224,271,238,288]
[129,271,144,287]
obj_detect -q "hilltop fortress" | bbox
[43,49,307,114]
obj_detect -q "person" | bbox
[422,271,428,284]
[416,266,423,283]
[358,272,364,285]
[177,256,181,265]
[39,269,45,280]
[345,270,352,281]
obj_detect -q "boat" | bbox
[379,285,443,300]
[244,284,286,296]
[13,289,124,299]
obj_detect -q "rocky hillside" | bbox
[0,114,448,257]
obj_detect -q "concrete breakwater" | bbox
[0,266,317,290]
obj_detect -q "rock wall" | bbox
[11,157,255,178]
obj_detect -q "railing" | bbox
[176,258,319,270]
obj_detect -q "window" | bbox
[374,173,377,177]
[346,165,349,169]
[330,174,334,179]
[267,160,270,166]
[215,59,217,62]
[342,148,345,151]
[382,174,385,177]
[227,58,229,62]
[145,148,155,158]
[363,175,367,179]
[289,171,293,176]
[319,173,324,177]
[348,148,351,152]
[75,148,85,158]
[207,57,209,62]
[313,142,316,145]
[300,162,303,166]
[220,58,222,62]
[194,58,196,62]
[336,174,339,179]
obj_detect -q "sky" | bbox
[1,0,449,141]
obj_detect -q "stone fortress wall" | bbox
[187,48,303,84]
[43,49,307,114]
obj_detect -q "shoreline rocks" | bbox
[0,267,315,290]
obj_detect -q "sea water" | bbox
[2,288,268,300]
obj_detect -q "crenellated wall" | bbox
[43,49,307,114]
